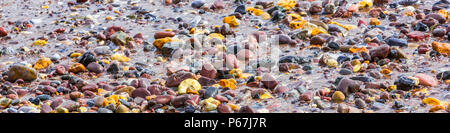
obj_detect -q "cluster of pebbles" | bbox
[0,0,449,113]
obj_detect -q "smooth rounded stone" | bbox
[166,71,195,87]
[18,106,40,113]
[154,31,176,39]
[36,94,52,101]
[327,42,340,50]
[395,75,417,91]
[350,76,375,82]
[86,62,103,74]
[355,98,366,109]
[0,27,8,37]
[7,64,38,82]
[156,95,173,104]
[386,38,407,47]
[78,52,96,67]
[199,63,217,79]
[98,108,113,113]
[211,0,225,10]
[239,105,255,113]
[81,83,99,92]
[106,63,120,74]
[171,94,192,107]
[115,104,130,113]
[94,96,105,107]
[93,46,111,55]
[425,13,446,24]
[310,36,325,45]
[261,73,278,90]
[414,73,439,87]
[203,87,219,99]
[339,68,353,75]
[309,1,323,14]
[370,44,390,59]
[234,5,246,14]
[432,28,446,37]
[436,71,450,80]
[130,88,150,98]
[69,92,82,100]
[50,54,61,61]
[40,104,53,113]
[336,56,350,64]
[115,86,135,95]
[217,103,232,113]
[332,91,345,103]
[337,78,360,96]
[278,34,295,45]
[191,0,205,8]
[198,76,217,86]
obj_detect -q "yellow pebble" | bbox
[105,16,114,20]
[326,59,338,68]
[353,64,362,72]
[110,53,130,62]
[369,18,380,25]
[153,37,172,49]
[70,53,82,58]
[208,33,225,40]
[178,78,202,94]
[276,0,296,10]
[380,69,391,74]
[253,9,263,16]
[218,79,237,90]
[422,97,441,106]
[223,16,239,27]
[388,85,397,92]
[122,66,129,71]
[32,39,48,46]
[34,57,52,70]
[101,59,110,64]
[42,5,49,9]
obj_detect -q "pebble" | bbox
[87,62,104,74]
[0,27,8,37]
[337,78,360,96]
[200,63,217,79]
[191,0,205,9]
[395,75,418,91]
[7,64,38,82]
[414,73,439,87]
[78,52,96,67]
[386,38,407,47]
[261,73,278,90]
[94,46,111,55]
[203,87,219,99]
[69,63,86,73]
[339,68,353,75]
[332,91,345,103]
